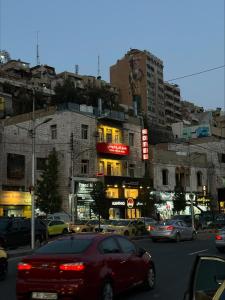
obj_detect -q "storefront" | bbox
[104,176,144,219]
[0,191,31,217]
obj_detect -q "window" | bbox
[98,128,104,142]
[116,236,136,254]
[197,171,202,187]
[162,169,168,185]
[81,124,88,139]
[81,160,89,174]
[114,130,120,143]
[129,164,135,177]
[106,129,112,143]
[51,125,57,139]
[107,163,112,175]
[129,133,134,146]
[99,161,104,174]
[115,163,120,176]
[222,154,225,163]
[100,237,120,254]
[36,158,47,171]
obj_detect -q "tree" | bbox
[173,185,186,213]
[35,149,62,214]
[90,181,110,220]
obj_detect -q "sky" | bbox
[1,0,224,110]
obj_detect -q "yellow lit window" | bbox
[124,188,138,199]
[106,188,119,198]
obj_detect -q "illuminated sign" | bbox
[127,197,135,208]
[96,143,129,156]
[112,201,126,206]
[141,129,149,160]
[0,191,31,206]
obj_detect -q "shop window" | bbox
[106,129,112,143]
[81,160,89,174]
[106,188,119,198]
[129,164,135,178]
[197,171,202,187]
[81,124,88,139]
[162,169,168,185]
[115,163,121,176]
[50,125,57,139]
[36,157,47,171]
[129,133,134,146]
[124,188,138,199]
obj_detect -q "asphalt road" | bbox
[0,235,224,300]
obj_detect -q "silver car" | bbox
[215,227,225,253]
[150,220,197,242]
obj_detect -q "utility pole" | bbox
[70,133,75,224]
[31,89,35,250]
[188,141,195,229]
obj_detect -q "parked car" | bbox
[0,247,7,280]
[0,217,47,249]
[150,219,197,242]
[16,233,155,300]
[47,220,69,236]
[215,227,225,253]
[69,219,91,233]
[47,212,72,224]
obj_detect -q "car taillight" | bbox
[166,226,174,230]
[216,235,223,240]
[17,262,32,271]
[59,262,85,271]
[148,225,155,231]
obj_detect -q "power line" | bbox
[166,65,225,82]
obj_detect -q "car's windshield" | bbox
[0,219,10,230]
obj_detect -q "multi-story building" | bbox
[164,82,182,125]
[0,104,146,219]
[110,48,165,125]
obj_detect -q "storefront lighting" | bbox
[114,184,118,188]
[147,186,150,189]
[122,185,126,188]
[140,186,143,189]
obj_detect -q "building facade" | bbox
[0,104,146,219]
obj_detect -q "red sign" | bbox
[141,129,149,160]
[96,143,129,156]
[127,197,135,208]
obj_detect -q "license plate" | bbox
[32,292,58,299]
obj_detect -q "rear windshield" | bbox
[35,238,92,254]
[158,220,174,226]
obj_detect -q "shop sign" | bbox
[122,180,140,187]
[141,129,149,160]
[112,201,126,206]
[96,142,129,156]
[0,191,31,205]
[136,201,143,206]
[127,197,135,208]
[77,182,94,194]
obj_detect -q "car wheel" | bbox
[124,231,129,236]
[62,228,68,234]
[191,232,197,241]
[0,258,8,281]
[101,281,114,300]
[175,233,181,242]
[143,265,156,290]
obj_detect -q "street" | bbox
[0,234,224,300]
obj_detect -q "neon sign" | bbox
[141,129,149,160]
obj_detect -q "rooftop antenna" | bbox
[97,55,101,78]
[75,64,79,74]
[36,31,40,65]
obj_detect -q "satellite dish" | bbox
[0,50,11,64]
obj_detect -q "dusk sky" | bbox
[1,0,224,110]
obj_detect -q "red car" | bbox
[16,233,155,300]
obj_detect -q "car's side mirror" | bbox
[184,255,225,300]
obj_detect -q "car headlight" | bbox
[76,227,80,231]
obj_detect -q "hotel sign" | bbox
[141,129,149,160]
[96,142,129,156]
